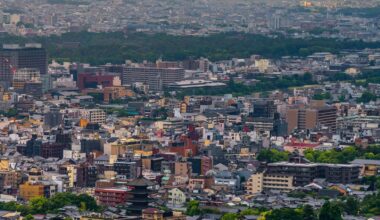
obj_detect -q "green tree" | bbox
[257,149,289,163]
[338,95,346,102]
[357,91,377,103]
[186,200,201,216]
[29,197,49,214]
[302,205,317,220]
[330,202,343,220]
[304,146,359,164]
[24,214,34,220]
[266,208,302,220]
[345,197,359,216]
[313,92,331,100]
[76,194,99,211]
[221,213,239,220]
[319,201,342,220]
[319,201,331,220]
[240,208,260,216]
[360,192,380,215]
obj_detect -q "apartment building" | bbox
[266,162,361,186]
[246,172,294,194]
[122,67,185,91]
[81,109,106,124]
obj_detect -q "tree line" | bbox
[1,31,380,65]
[0,192,100,216]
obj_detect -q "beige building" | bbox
[246,172,294,195]
[80,109,106,124]
[168,188,186,207]
[175,162,190,176]
[19,182,44,201]
[286,105,337,133]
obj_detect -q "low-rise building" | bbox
[350,159,380,176]
[167,188,186,207]
[246,172,294,194]
[19,182,44,201]
[94,188,129,206]
[266,162,361,186]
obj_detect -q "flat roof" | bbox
[350,159,380,166]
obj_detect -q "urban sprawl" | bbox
[0,0,379,220]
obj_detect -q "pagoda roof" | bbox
[127,176,155,187]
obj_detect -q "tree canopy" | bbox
[256,149,290,163]
[1,32,380,65]
[0,192,99,216]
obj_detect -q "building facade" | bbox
[246,172,294,194]
[122,67,185,91]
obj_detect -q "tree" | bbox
[29,197,49,214]
[345,197,359,216]
[357,91,377,103]
[330,203,343,220]
[24,214,34,220]
[313,92,331,100]
[304,147,359,164]
[221,213,239,220]
[266,208,302,220]
[76,194,98,211]
[319,201,342,220]
[360,192,380,216]
[302,205,317,220]
[257,149,289,163]
[240,208,261,216]
[319,201,331,220]
[186,200,201,216]
[338,95,345,102]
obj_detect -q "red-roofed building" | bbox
[284,142,319,154]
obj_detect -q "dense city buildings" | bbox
[0,1,379,219]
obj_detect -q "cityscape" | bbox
[0,0,380,220]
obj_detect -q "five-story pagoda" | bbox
[126,175,155,215]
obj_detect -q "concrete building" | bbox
[167,188,186,207]
[350,159,380,176]
[113,161,137,179]
[266,162,361,186]
[23,81,43,98]
[85,109,106,124]
[286,105,337,133]
[77,73,118,91]
[122,67,185,91]
[94,188,129,206]
[0,44,47,88]
[246,172,294,194]
[19,182,44,201]
[12,68,40,91]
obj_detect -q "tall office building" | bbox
[122,67,185,91]
[0,44,47,88]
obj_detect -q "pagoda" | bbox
[126,175,155,215]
